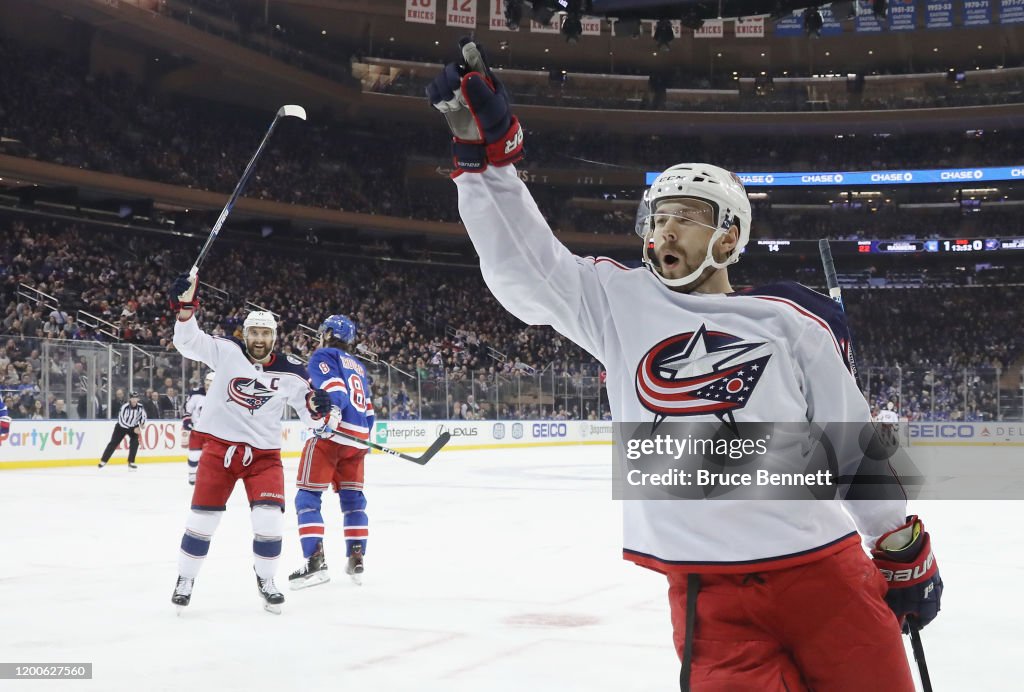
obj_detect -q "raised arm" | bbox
[428,40,608,360]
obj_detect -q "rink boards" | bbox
[0,419,616,469]
[2,419,1021,469]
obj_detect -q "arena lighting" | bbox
[804,7,823,37]
[504,0,524,30]
[654,19,674,50]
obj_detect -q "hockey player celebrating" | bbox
[289,314,375,588]
[169,273,332,613]
[181,371,215,486]
[428,41,942,690]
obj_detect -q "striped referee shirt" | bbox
[117,403,147,429]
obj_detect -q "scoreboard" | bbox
[750,237,1024,255]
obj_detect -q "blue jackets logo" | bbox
[532,423,567,438]
[492,423,506,440]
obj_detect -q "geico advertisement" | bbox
[909,422,1024,443]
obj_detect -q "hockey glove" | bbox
[307,389,332,420]
[426,38,524,174]
[182,415,193,432]
[170,272,200,313]
[871,515,943,631]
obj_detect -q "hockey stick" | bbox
[908,621,933,692]
[319,425,451,465]
[189,104,307,280]
[818,238,859,378]
[821,240,930,688]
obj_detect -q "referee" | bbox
[99,391,147,469]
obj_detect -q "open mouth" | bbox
[661,253,680,268]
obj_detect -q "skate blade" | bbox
[175,604,188,615]
[348,571,363,586]
[262,602,282,615]
[288,571,330,591]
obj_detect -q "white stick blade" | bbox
[279,104,307,120]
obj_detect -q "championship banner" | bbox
[488,0,509,30]
[888,0,918,30]
[1001,0,1024,23]
[964,0,993,25]
[405,0,437,24]
[694,19,724,38]
[774,11,806,36]
[819,5,845,35]
[734,16,765,37]
[925,0,955,28]
[446,0,477,28]
[775,8,841,35]
[581,15,603,35]
[855,1,885,31]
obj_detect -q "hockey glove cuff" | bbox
[169,273,200,313]
[871,515,943,630]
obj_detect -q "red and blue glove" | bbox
[170,272,199,313]
[872,515,943,631]
[426,38,524,174]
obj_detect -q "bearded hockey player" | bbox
[428,40,942,691]
[169,272,332,614]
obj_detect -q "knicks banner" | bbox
[531,18,559,33]
[488,0,509,30]
[694,19,724,38]
[406,0,437,24]
[734,16,765,38]
[446,0,477,28]
[581,15,603,35]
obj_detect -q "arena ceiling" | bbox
[247,0,1024,77]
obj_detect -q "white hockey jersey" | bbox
[184,389,206,428]
[456,165,907,575]
[173,316,320,450]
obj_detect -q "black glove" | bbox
[872,515,943,631]
[169,272,199,313]
[308,389,332,420]
[426,38,523,174]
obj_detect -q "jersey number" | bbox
[348,374,367,413]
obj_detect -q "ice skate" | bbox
[288,542,330,590]
[172,575,194,611]
[256,573,284,614]
[187,469,196,486]
[128,462,138,470]
[346,545,364,586]
[98,460,107,468]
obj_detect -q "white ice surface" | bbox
[0,446,1018,691]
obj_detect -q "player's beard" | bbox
[246,339,273,361]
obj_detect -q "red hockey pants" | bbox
[668,542,915,691]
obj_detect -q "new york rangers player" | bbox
[429,41,942,691]
[169,273,332,613]
[289,314,375,588]
[182,371,215,486]
[0,396,10,446]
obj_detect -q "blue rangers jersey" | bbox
[0,396,10,439]
[308,347,375,449]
